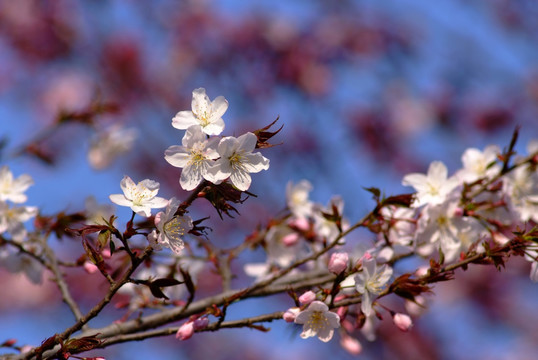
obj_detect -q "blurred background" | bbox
[1,0,538,359]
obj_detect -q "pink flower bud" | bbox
[101,249,111,259]
[340,334,362,355]
[83,261,98,274]
[176,322,194,341]
[193,317,209,331]
[283,307,300,322]
[282,232,300,246]
[298,290,316,305]
[328,252,349,274]
[453,207,464,217]
[393,313,413,332]
[289,217,309,231]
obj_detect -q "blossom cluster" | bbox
[108,88,271,257]
[277,139,538,354]
[165,88,270,192]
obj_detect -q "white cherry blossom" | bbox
[294,300,340,342]
[402,161,459,207]
[172,88,227,135]
[109,176,168,217]
[0,166,34,204]
[415,199,486,262]
[354,258,393,316]
[154,197,193,254]
[88,126,137,170]
[0,201,38,242]
[457,145,501,183]
[212,132,270,191]
[164,125,221,191]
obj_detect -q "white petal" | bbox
[361,291,372,316]
[109,194,132,207]
[230,170,252,191]
[210,95,229,119]
[172,111,197,130]
[236,132,257,153]
[306,301,329,312]
[180,165,203,191]
[146,196,169,209]
[165,146,190,168]
[242,153,270,173]
[218,136,239,158]
[317,327,334,342]
[182,125,206,147]
[428,161,448,184]
[202,118,225,136]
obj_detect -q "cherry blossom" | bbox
[212,132,270,191]
[0,201,38,242]
[172,88,228,135]
[354,258,393,316]
[88,126,137,170]
[154,197,193,254]
[402,161,459,207]
[109,175,168,217]
[0,166,34,204]
[164,125,221,191]
[286,180,314,219]
[294,301,340,342]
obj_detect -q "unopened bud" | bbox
[83,261,98,274]
[176,322,194,341]
[340,334,362,355]
[282,232,300,246]
[393,313,413,332]
[298,290,316,305]
[283,307,300,322]
[328,252,349,274]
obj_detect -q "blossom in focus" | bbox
[88,126,137,170]
[286,180,314,219]
[294,300,340,342]
[109,175,168,217]
[354,258,393,316]
[402,161,459,207]
[172,88,228,135]
[212,132,270,191]
[154,197,193,254]
[0,166,34,204]
[164,125,221,191]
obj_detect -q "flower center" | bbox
[306,311,328,331]
[164,216,187,242]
